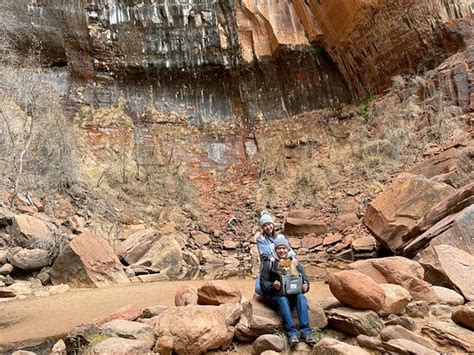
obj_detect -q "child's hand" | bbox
[302,282,308,293]
[273,280,281,291]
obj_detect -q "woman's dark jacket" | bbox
[259,258,310,295]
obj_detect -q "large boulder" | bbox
[314,337,371,355]
[10,214,50,247]
[130,235,183,279]
[364,173,455,251]
[197,281,242,305]
[451,305,474,330]
[326,307,384,336]
[348,257,438,304]
[422,320,474,353]
[379,284,412,316]
[328,270,385,312]
[417,244,474,301]
[10,248,49,271]
[153,303,242,354]
[403,202,474,257]
[117,228,159,265]
[235,295,281,341]
[100,320,155,349]
[284,210,328,236]
[50,232,130,288]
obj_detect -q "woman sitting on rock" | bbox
[260,237,316,347]
[255,211,295,294]
[256,211,295,262]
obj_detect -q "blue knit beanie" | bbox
[259,211,274,227]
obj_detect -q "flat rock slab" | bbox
[315,337,371,355]
[418,244,474,301]
[384,338,438,355]
[422,320,474,353]
[363,173,454,251]
[92,337,151,354]
[100,319,155,349]
[326,307,384,336]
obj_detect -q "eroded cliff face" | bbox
[14,0,473,121]
[21,0,349,123]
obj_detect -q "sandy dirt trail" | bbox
[0,279,330,348]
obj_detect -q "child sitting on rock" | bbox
[259,237,316,348]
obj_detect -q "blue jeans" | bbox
[265,293,312,337]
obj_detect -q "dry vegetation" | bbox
[0,1,78,202]
[251,70,469,209]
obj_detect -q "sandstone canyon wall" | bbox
[12,0,473,121]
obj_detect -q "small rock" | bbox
[406,301,430,318]
[3,274,14,286]
[175,285,198,306]
[451,304,474,330]
[356,334,386,352]
[12,351,37,355]
[379,283,411,316]
[384,314,416,331]
[100,319,155,349]
[37,267,51,285]
[0,249,9,264]
[142,305,169,319]
[323,233,342,246]
[319,297,342,310]
[154,335,173,355]
[197,281,241,305]
[0,288,16,298]
[351,236,376,252]
[51,339,66,354]
[0,263,14,276]
[433,286,465,306]
[430,305,452,318]
[252,334,285,354]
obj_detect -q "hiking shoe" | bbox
[288,334,299,348]
[300,332,317,345]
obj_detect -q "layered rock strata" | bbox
[8,0,471,121]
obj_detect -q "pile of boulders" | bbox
[323,254,474,354]
[37,250,472,354]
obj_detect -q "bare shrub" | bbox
[27,231,70,262]
[0,66,78,198]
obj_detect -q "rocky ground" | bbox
[0,30,472,355]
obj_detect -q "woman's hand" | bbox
[302,282,308,293]
[273,280,281,291]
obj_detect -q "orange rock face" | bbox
[236,0,473,97]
